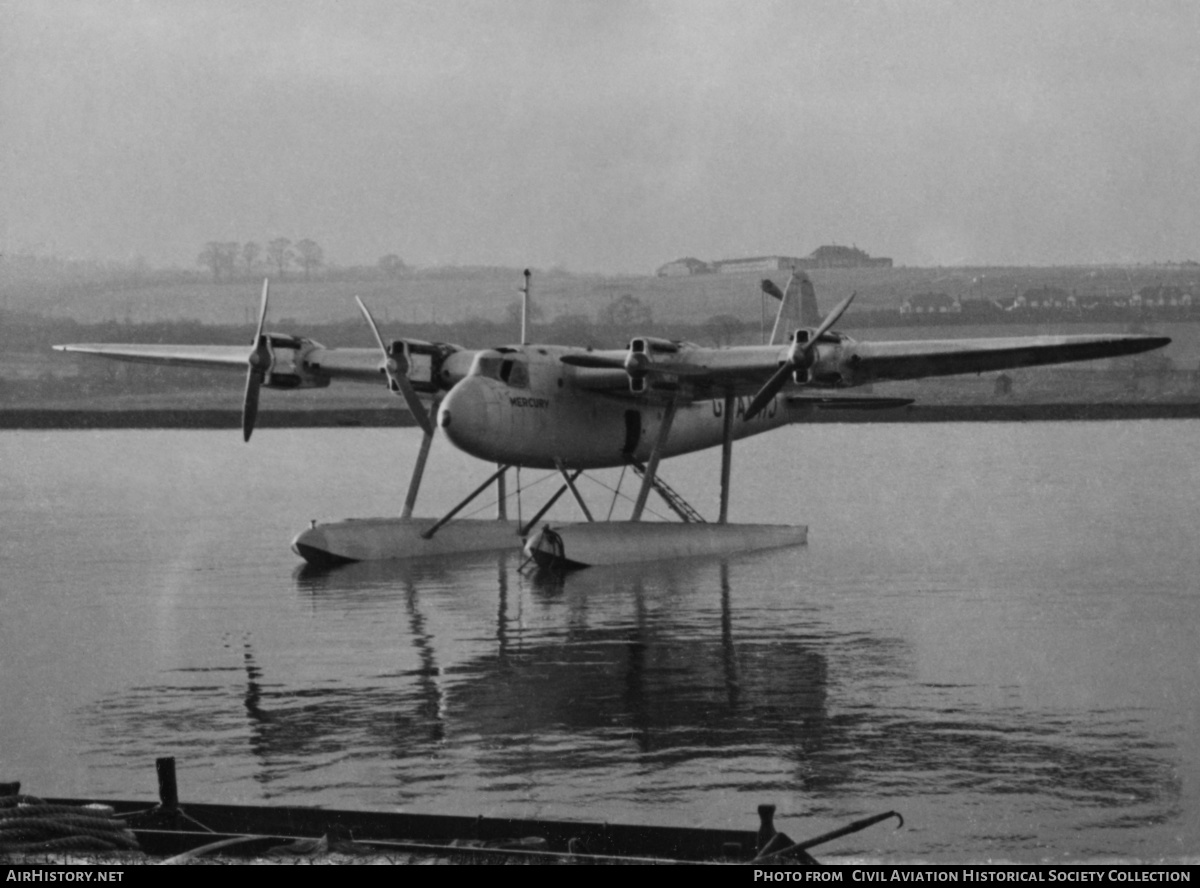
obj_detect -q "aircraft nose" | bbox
[437,377,494,459]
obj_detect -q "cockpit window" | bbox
[500,359,529,389]
[469,351,529,388]
[472,354,504,380]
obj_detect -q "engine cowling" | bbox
[264,336,331,389]
[623,337,680,393]
[787,330,819,383]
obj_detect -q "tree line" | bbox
[197,240,411,283]
[197,239,324,282]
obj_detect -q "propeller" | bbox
[624,339,651,392]
[743,291,856,421]
[355,297,435,436]
[242,279,272,442]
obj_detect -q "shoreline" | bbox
[3,402,1200,430]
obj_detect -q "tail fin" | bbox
[798,273,820,328]
[761,271,821,344]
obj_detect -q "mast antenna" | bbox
[519,269,532,345]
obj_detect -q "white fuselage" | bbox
[436,346,794,470]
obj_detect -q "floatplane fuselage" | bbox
[437,345,794,470]
[54,271,1171,569]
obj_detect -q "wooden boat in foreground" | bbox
[4,758,901,864]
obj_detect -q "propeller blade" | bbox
[355,297,434,436]
[743,292,856,421]
[242,279,272,443]
[242,366,263,442]
[253,278,269,343]
[742,361,793,421]
[397,377,435,436]
[355,295,389,356]
[804,291,855,354]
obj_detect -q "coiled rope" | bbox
[1,786,141,855]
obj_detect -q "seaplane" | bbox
[55,270,1169,570]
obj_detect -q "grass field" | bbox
[7,264,1200,329]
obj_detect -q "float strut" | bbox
[631,396,677,522]
[518,471,581,536]
[421,464,511,539]
[401,429,435,519]
[718,392,735,524]
[556,460,594,522]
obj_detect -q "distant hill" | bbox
[4,259,1199,330]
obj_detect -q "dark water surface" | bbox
[1,422,1197,863]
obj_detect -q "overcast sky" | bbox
[2,0,1198,272]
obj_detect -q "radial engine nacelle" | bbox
[625,336,680,393]
[788,328,858,387]
[261,335,331,389]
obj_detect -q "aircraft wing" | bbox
[52,340,434,399]
[53,342,398,381]
[840,334,1171,383]
[52,338,483,405]
[562,333,1170,400]
[53,343,258,370]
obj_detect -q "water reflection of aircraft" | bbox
[80,555,1176,811]
[453,562,832,764]
[55,272,1170,568]
[291,556,838,769]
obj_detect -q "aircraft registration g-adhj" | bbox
[55,271,1169,570]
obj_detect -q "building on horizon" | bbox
[656,257,713,276]
[900,292,960,314]
[802,245,893,269]
[712,255,806,274]
[657,245,892,276]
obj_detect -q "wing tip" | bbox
[1127,335,1171,354]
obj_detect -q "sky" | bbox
[2,0,1198,272]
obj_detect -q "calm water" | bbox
[1,422,1197,863]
